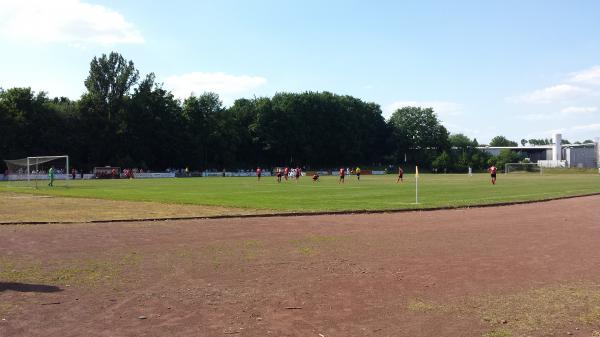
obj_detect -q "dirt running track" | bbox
[2,196,600,337]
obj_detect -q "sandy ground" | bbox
[2,196,600,337]
[0,192,261,223]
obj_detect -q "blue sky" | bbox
[1,0,600,143]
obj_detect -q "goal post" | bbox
[3,155,70,188]
[504,162,543,175]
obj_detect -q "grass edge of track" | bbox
[2,191,599,226]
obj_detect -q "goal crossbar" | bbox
[4,155,70,187]
[504,162,543,175]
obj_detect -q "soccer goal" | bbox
[504,162,543,175]
[3,155,70,188]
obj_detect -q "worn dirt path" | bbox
[2,196,600,337]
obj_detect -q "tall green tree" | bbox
[447,133,489,172]
[449,133,476,149]
[490,135,518,147]
[388,106,449,166]
[182,92,224,169]
[76,52,141,167]
[125,73,185,169]
[489,149,523,168]
[84,52,139,121]
[432,151,451,171]
[0,88,65,159]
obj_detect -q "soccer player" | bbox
[48,166,55,187]
[488,165,497,185]
[339,167,345,183]
[396,167,404,183]
[295,167,301,181]
[355,167,361,181]
[312,172,320,182]
[276,168,282,183]
[284,167,289,181]
[256,167,262,181]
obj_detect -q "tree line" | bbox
[0,52,564,173]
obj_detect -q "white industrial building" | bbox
[480,134,600,168]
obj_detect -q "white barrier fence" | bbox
[5,174,70,181]
[537,160,567,168]
[203,172,273,177]
[2,170,390,181]
[2,173,174,180]
[134,172,176,179]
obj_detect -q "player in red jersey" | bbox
[295,167,301,181]
[312,172,320,182]
[284,167,289,181]
[488,165,497,185]
[339,167,345,183]
[256,167,262,181]
[396,167,404,183]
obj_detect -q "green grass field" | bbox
[2,173,600,213]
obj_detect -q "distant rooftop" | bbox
[478,143,596,150]
[478,146,552,150]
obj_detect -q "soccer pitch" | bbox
[2,173,600,213]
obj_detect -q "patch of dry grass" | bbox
[166,239,267,271]
[407,299,440,312]
[0,253,141,286]
[407,283,600,336]
[477,284,600,332]
[0,192,261,223]
[484,329,513,337]
[291,235,348,256]
[0,303,15,317]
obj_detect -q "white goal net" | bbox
[3,155,70,188]
[504,162,543,175]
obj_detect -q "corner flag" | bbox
[415,166,419,204]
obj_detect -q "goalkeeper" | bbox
[48,166,55,187]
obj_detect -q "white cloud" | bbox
[518,113,552,121]
[518,105,598,123]
[518,106,598,121]
[511,84,591,104]
[510,65,600,106]
[560,106,597,115]
[385,101,462,118]
[571,123,600,132]
[164,72,267,104]
[0,0,143,45]
[568,66,600,85]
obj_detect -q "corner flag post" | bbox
[415,166,419,204]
